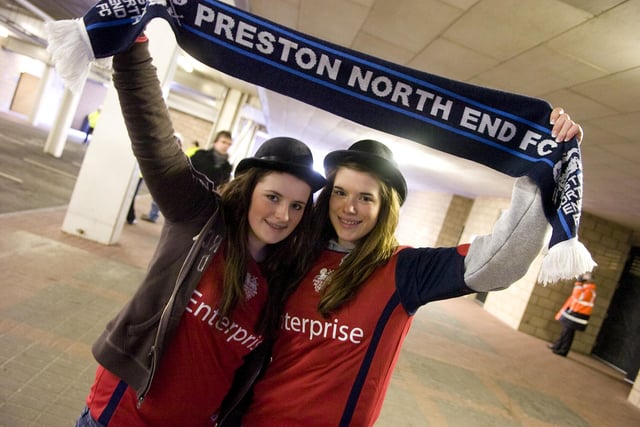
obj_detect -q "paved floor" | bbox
[1,114,640,426]
[0,114,86,214]
[2,206,640,427]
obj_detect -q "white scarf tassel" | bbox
[45,19,111,94]
[538,237,597,285]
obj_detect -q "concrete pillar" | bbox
[206,88,245,148]
[43,84,83,158]
[28,63,54,126]
[228,119,259,168]
[62,20,178,244]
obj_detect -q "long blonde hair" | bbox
[219,168,315,336]
[311,163,401,317]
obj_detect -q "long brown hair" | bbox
[311,162,401,317]
[219,168,316,336]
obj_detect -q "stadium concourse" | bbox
[1,114,639,426]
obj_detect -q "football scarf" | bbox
[45,0,596,283]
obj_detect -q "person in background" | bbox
[190,130,234,189]
[549,272,597,357]
[126,172,143,225]
[239,108,584,426]
[141,197,161,223]
[75,35,325,427]
[83,107,101,144]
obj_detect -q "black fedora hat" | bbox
[235,137,326,192]
[324,139,408,205]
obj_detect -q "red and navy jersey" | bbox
[86,252,267,426]
[244,245,472,426]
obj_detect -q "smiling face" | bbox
[247,172,312,260]
[329,167,382,249]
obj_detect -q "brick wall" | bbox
[450,190,634,355]
[396,191,454,247]
[392,177,640,404]
[168,108,214,151]
[458,194,544,329]
[459,195,507,241]
[454,193,640,406]
[435,195,473,247]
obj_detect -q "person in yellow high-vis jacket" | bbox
[549,272,597,356]
[83,108,101,144]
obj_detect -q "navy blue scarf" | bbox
[45,0,595,283]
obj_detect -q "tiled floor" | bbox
[0,202,157,427]
[1,203,639,426]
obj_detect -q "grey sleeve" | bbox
[464,177,550,292]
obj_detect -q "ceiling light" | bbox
[393,142,452,171]
[177,55,194,73]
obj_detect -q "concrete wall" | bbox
[0,47,45,114]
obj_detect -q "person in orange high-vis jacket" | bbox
[549,272,597,357]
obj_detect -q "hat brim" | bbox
[324,150,407,204]
[235,158,326,192]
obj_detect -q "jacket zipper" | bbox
[137,345,158,407]
[137,211,223,406]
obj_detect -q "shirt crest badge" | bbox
[313,268,333,293]
[244,273,258,300]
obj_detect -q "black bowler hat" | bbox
[235,137,326,192]
[324,139,408,205]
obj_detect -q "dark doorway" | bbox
[593,247,640,382]
[475,292,488,304]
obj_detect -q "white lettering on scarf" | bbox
[190,2,564,161]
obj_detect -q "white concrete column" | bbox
[228,120,258,167]
[28,63,54,126]
[206,88,245,148]
[62,20,178,244]
[43,84,83,158]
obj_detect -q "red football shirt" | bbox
[244,245,469,426]
[87,251,268,426]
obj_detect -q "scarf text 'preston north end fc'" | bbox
[45,0,596,284]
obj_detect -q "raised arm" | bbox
[112,37,215,222]
[464,108,583,291]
